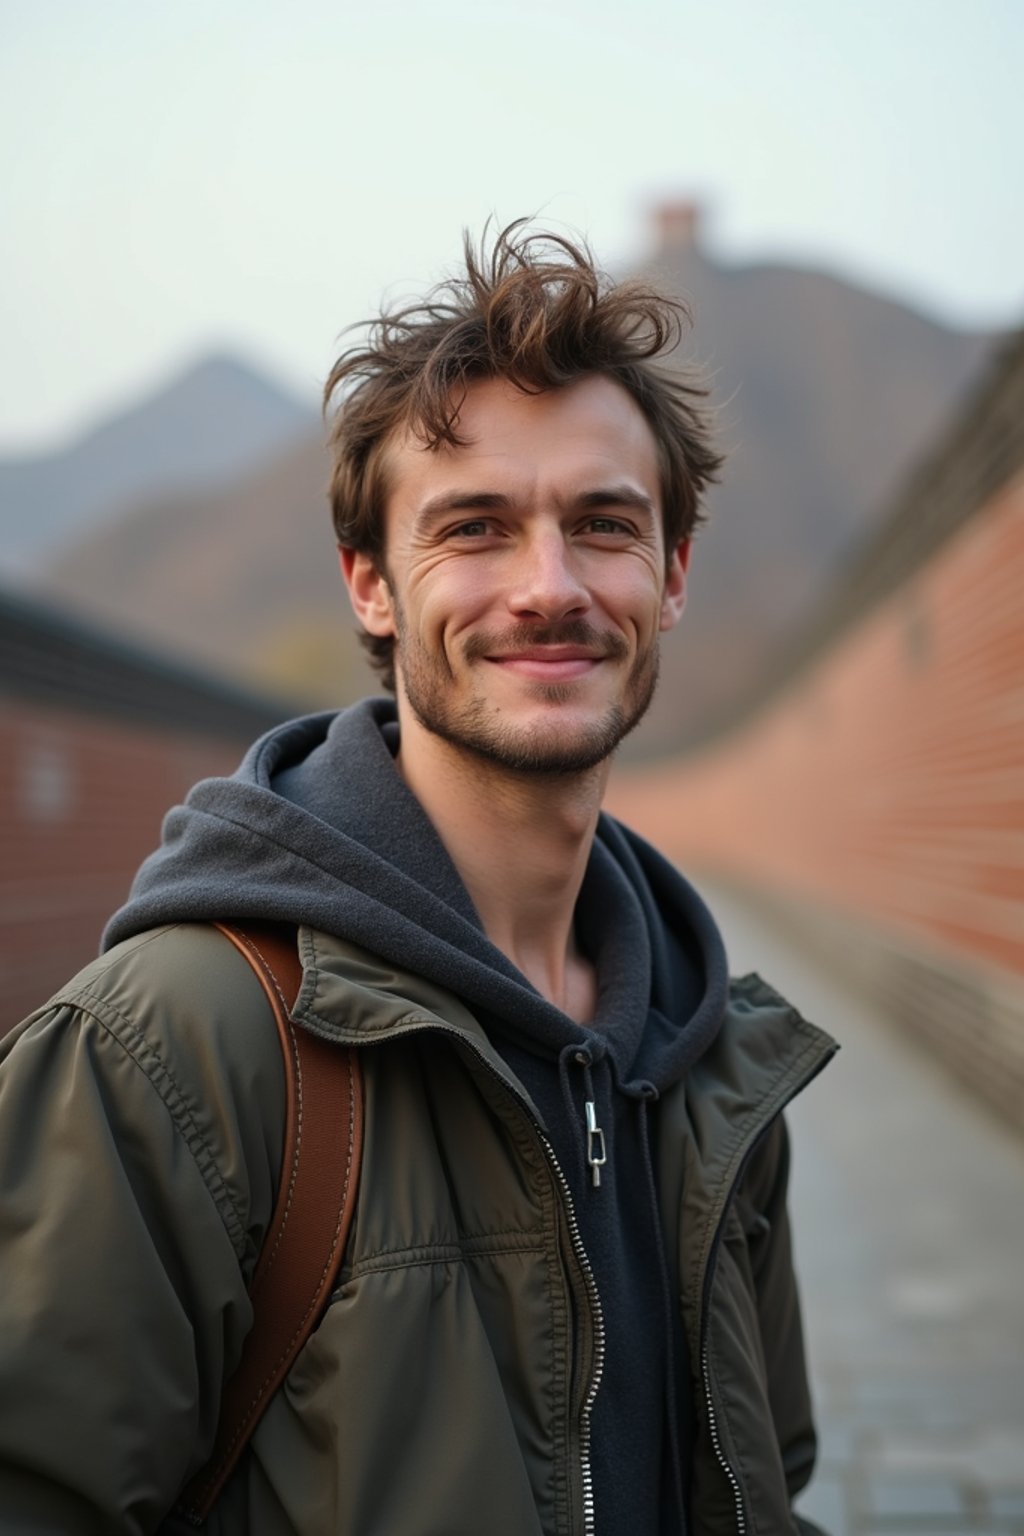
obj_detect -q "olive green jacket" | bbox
[0,923,835,1536]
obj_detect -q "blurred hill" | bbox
[632,204,995,751]
[0,353,316,573]
[42,428,374,710]
[31,211,997,747]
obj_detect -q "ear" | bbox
[659,539,691,632]
[339,547,396,637]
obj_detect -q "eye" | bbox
[447,518,493,538]
[583,516,633,537]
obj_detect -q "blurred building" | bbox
[1,589,296,1025]
[610,330,1024,1130]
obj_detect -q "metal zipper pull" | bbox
[585,1100,607,1188]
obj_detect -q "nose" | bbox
[506,524,591,621]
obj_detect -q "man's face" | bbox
[343,374,690,776]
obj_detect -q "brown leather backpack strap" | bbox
[177,922,364,1526]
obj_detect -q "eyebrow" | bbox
[414,491,513,527]
[573,485,658,518]
[414,484,658,528]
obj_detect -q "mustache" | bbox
[462,619,629,662]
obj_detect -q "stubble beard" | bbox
[392,607,661,777]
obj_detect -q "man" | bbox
[0,226,834,1534]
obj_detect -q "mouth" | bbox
[484,647,607,682]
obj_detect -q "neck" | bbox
[396,713,606,1021]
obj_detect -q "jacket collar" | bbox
[294,926,836,1153]
[291,925,547,1120]
[663,971,837,1346]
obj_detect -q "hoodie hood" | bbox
[104,698,728,1094]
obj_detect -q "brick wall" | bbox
[0,698,247,1026]
[611,470,1023,975]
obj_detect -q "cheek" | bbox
[411,566,500,638]
[601,567,667,633]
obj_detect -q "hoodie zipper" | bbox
[696,1047,835,1536]
[372,1017,606,1536]
[584,1099,607,1187]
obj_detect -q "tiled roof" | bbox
[0,585,297,739]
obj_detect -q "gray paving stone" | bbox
[863,1477,967,1520]
[873,1425,1024,1487]
[795,1472,850,1536]
[815,1419,863,1468]
[991,1486,1024,1520]
[703,887,1024,1536]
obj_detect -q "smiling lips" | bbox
[463,621,630,680]
[485,648,607,682]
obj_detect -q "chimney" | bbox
[653,201,700,255]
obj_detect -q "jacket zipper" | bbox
[701,1337,747,1536]
[537,1125,606,1536]
[374,1018,606,1536]
[697,1048,835,1536]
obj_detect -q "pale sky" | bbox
[1,0,1021,451]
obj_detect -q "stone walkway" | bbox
[703,883,1024,1536]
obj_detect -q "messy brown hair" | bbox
[324,220,722,689]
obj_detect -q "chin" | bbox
[420,703,638,777]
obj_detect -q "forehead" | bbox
[383,374,662,511]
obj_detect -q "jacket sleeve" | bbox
[736,1112,828,1536]
[0,932,282,1534]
